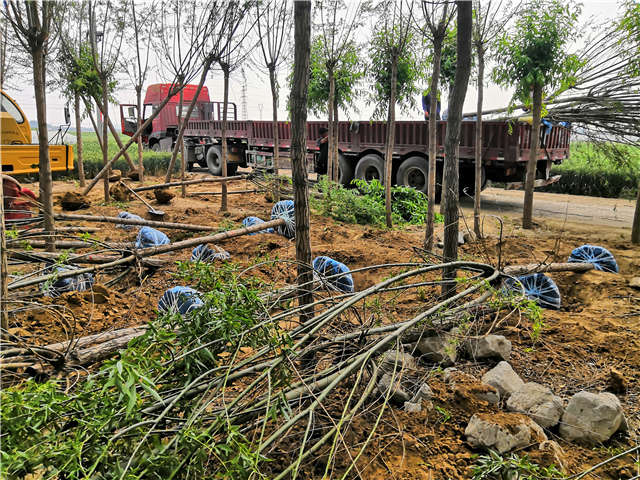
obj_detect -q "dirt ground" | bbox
[5,172,640,478]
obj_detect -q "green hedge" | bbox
[542,142,639,199]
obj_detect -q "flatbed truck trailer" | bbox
[181,117,571,195]
[121,84,571,193]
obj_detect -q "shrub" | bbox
[312,177,443,227]
[542,142,640,199]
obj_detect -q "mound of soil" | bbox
[126,169,141,181]
[108,170,122,182]
[154,188,175,204]
[60,191,90,210]
[109,183,131,202]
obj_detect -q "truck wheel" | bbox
[338,153,354,186]
[354,154,385,183]
[206,146,223,176]
[150,142,160,152]
[396,156,429,193]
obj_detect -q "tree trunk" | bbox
[101,76,109,202]
[291,0,313,321]
[32,47,55,252]
[633,181,640,244]
[178,90,186,197]
[165,62,212,184]
[473,49,485,238]
[74,92,85,187]
[166,88,184,183]
[333,100,339,183]
[327,67,335,181]
[136,85,144,183]
[384,55,398,229]
[270,67,280,177]
[220,68,230,212]
[442,1,472,297]
[523,83,542,229]
[424,40,443,250]
[0,173,9,332]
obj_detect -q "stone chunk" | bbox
[465,413,547,454]
[404,401,422,413]
[465,335,512,361]
[379,350,418,374]
[507,382,564,428]
[416,331,458,366]
[628,277,640,290]
[481,361,524,400]
[559,391,625,444]
[377,372,410,404]
[411,382,433,403]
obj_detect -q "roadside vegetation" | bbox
[544,142,640,199]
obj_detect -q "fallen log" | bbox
[7,250,166,267]
[190,189,265,196]
[503,262,595,276]
[22,226,100,234]
[1,326,147,361]
[8,218,287,291]
[132,175,248,192]
[55,213,221,232]
[6,240,134,250]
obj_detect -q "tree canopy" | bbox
[367,26,423,119]
[492,0,583,105]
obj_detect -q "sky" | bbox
[6,0,622,131]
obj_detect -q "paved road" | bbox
[462,187,636,228]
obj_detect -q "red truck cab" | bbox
[120,83,213,151]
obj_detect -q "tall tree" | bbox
[291,0,313,320]
[493,0,582,229]
[368,0,420,228]
[88,0,127,202]
[255,0,291,178]
[122,0,156,183]
[158,0,217,189]
[4,1,64,252]
[420,0,455,249]
[306,36,363,184]
[214,1,255,212]
[619,0,640,244]
[442,0,472,297]
[315,0,363,183]
[471,0,520,237]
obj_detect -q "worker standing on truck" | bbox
[317,127,329,175]
[422,89,441,120]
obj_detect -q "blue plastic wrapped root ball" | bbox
[504,273,561,309]
[242,216,275,235]
[568,244,619,273]
[42,267,95,297]
[158,286,204,315]
[312,256,355,293]
[271,200,295,238]
[191,244,231,262]
[116,211,143,230]
[135,226,170,249]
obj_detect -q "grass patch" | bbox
[543,142,640,199]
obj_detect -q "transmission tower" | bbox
[241,68,248,120]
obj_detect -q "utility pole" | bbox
[241,68,248,120]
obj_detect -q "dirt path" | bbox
[468,187,636,228]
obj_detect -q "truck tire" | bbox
[206,146,223,176]
[150,141,160,152]
[338,153,354,186]
[396,156,429,193]
[354,154,385,183]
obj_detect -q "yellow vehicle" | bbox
[1,90,74,175]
